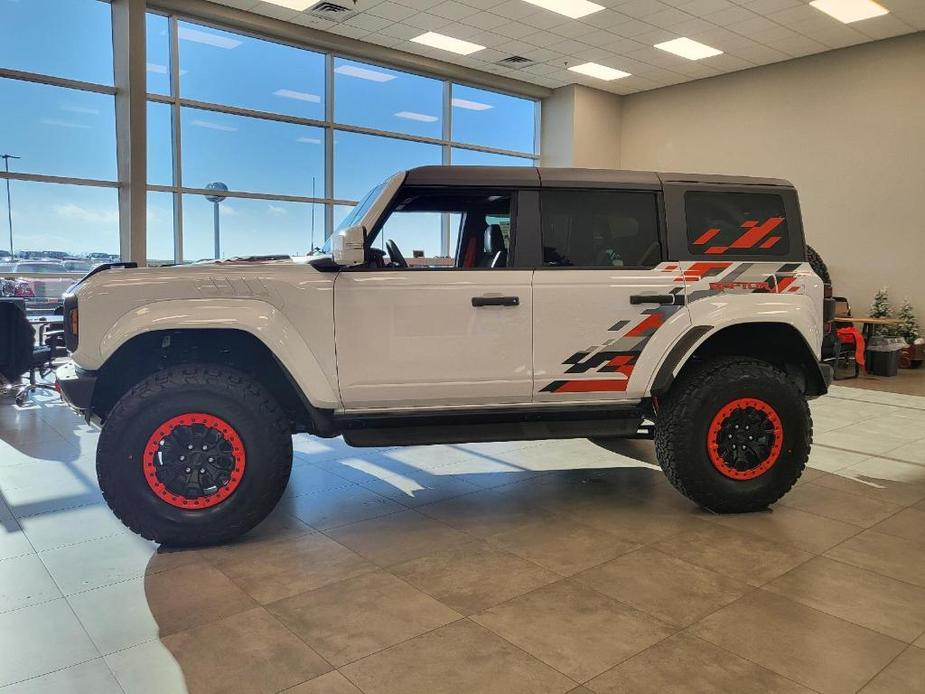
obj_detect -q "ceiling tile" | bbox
[343,13,395,31]
[222,0,921,97]
[704,5,758,26]
[401,12,452,29]
[678,0,736,14]
[365,2,419,21]
[429,0,481,20]
[644,8,698,28]
[616,0,675,19]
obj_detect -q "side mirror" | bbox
[331,224,366,267]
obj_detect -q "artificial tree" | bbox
[896,299,920,344]
[869,287,893,337]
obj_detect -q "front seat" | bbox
[480,224,507,268]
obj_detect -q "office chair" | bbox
[0,300,59,405]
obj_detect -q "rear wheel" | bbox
[655,357,811,513]
[97,363,292,546]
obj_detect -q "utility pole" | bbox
[1,154,20,256]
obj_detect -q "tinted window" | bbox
[178,21,324,120]
[180,107,324,196]
[540,191,660,268]
[335,58,442,139]
[146,13,170,96]
[0,0,113,85]
[0,77,116,180]
[451,84,535,155]
[685,191,790,256]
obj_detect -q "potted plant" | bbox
[895,298,923,368]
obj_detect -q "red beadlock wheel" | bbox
[142,412,246,509]
[706,397,783,481]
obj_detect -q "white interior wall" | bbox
[620,33,925,312]
[540,84,621,168]
[541,33,924,314]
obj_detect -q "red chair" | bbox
[832,297,864,379]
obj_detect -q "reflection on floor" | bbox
[837,364,925,397]
[1,385,925,693]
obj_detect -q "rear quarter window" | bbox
[685,191,790,257]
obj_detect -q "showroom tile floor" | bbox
[1,385,925,693]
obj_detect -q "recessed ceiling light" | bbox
[273,89,321,103]
[334,64,396,82]
[810,0,889,23]
[394,111,439,123]
[177,26,241,50]
[451,98,493,111]
[262,0,315,10]
[190,120,238,132]
[410,32,485,56]
[654,37,723,60]
[568,62,631,81]
[520,0,604,19]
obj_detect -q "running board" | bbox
[335,405,645,448]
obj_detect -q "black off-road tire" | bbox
[97,363,292,546]
[805,244,831,285]
[655,356,811,513]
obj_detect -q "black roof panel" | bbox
[401,166,792,190]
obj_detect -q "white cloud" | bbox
[296,136,321,145]
[54,203,119,223]
[268,205,287,216]
[146,63,168,74]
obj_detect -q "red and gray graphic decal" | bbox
[684,262,804,303]
[541,303,682,394]
[691,217,785,255]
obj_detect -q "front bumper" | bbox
[55,361,97,418]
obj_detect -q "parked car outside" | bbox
[12,261,74,314]
[62,260,95,273]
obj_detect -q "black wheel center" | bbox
[713,407,776,472]
[153,424,236,499]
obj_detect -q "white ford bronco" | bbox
[56,166,833,546]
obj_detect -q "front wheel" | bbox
[655,357,811,513]
[97,363,293,546]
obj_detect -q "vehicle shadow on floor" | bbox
[0,395,101,521]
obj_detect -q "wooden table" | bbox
[833,316,902,342]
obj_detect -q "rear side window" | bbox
[540,191,661,267]
[685,191,789,256]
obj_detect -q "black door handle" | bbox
[630,294,679,305]
[472,296,519,307]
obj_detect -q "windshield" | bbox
[321,178,392,255]
[336,181,387,234]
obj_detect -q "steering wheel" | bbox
[385,239,408,268]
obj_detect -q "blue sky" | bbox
[1,0,536,262]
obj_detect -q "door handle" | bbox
[472,295,519,307]
[629,294,680,305]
